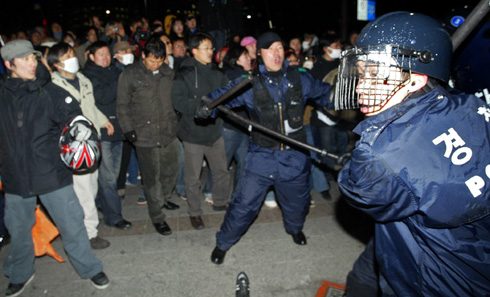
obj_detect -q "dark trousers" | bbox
[117,140,134,191]
[183,137,230,216]
[345,238,380,297]
[135,139,178,224]
[216,151,311,251]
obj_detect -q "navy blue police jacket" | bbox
[208,61,333,181]
[338,85,490,296]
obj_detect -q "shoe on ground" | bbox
[90,272,110,290]
[212,204,228,211]
[154,221,172,236]
[211,247,226,265]
[90,236,110,249]
[264,199,277,208]
[179,195,188,201]
[0,234,11,251]
[320,190,332,201]
[163,201,180,210]
[137,194,147,205]
[236,271,250,297]
[291,231,307,245]
[190,216,204,230]
[5,273,34,297]
[310,199,316,208]
[204,195,213,206]
[113,219,132,230]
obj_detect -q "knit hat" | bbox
[185,14,196,21]
[1,40,41,61]
[256,32,283,52]
[113,41,135,53]
[240,36,257,47]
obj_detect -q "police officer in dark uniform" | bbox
[197,31,334,264]
[334,11,490,296]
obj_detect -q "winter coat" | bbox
[338,86,490,296]
[171,57,229,146]
[117,59,178,148]
[0,65,82,197]
[51,71,108,134]
[82,61,124,141]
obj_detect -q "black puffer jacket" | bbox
[117,59,178,148]
[0,64,82,197]
[171,57,229,145]
[83,61,124,141]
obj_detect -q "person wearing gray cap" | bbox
[0,39,109,296]
[198,31,334,264]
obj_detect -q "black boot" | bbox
[211,247,227,264]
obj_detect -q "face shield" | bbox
[335,44,413,113]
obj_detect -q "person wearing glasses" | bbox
[171,32,231,230]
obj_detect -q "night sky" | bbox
[0,0,485,42]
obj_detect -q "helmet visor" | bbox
[335,45,411,113]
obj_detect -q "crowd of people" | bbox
[0,12,355,296]
[0,7,489,297]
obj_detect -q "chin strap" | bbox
[406,77,440,99]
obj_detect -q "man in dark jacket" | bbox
[171,32,230,230]
[0,40,109,296]
[117,37,179,236]
[83,40,132,230]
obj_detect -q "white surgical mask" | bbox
[68,42,75,48]
[327,47,341,59]
[303,60,314,70]
[117,53,134,65]
[302,41,310,50]
[59,57,79,73]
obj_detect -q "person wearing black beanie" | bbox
[196,31,336,265]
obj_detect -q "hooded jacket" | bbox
[171,57,229,146]
[338,86,490,296]
[117,59,178,148]
[0,64,82,197]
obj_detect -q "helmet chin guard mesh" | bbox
[335,44,411,112]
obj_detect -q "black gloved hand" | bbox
[194,101,212,119]
[124,130,137,143]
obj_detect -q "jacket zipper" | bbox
[278,102,284,150]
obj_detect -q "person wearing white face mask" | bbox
[113,41,135,71]
[309,33,342,81]
[47,41,114,250]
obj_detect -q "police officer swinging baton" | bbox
[201,75,344,162]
